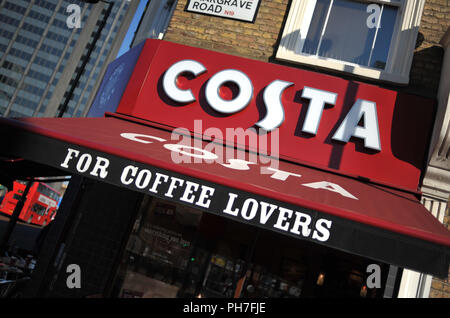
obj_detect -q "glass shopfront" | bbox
[111,195,393,298]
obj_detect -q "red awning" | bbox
[0,114,449,277]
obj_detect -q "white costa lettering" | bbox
[162,59,206,103]
[120,133,166,144]
[332,99,381,151]
[118,133,359,200]
[302,181,358,200]
[264,167,302,181]
[164,144,218,160]
[205,69,253,114]
[220,159,255,170]
[301,87,337,135]
[161,59,382,151]
[256,80,293,131]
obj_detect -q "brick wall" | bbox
[164,0,449,99]
[164,0,289,61]
[409,0,450,98]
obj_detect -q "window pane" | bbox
[303,0,397,70]
[369,5,397,69]
[320,0,376,65]
[302,0,330,55]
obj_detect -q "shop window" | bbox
[276,0,425,84]
[111,196,259,298]
[111,195,390,298]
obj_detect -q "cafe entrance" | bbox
[110,195,392,298]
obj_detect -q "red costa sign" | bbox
[116,40,435,192]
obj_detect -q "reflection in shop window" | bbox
[112,195,389,298]
[115,197,203,298]
[113,196,253,298]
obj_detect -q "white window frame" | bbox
[276,0,426,84]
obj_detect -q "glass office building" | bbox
[0,0,138,118]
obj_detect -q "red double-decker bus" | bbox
[0,181,61,226]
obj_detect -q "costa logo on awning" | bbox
[115,40,436,192]
[162,60,381,151]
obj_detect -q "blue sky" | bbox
[116,0,148,58]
